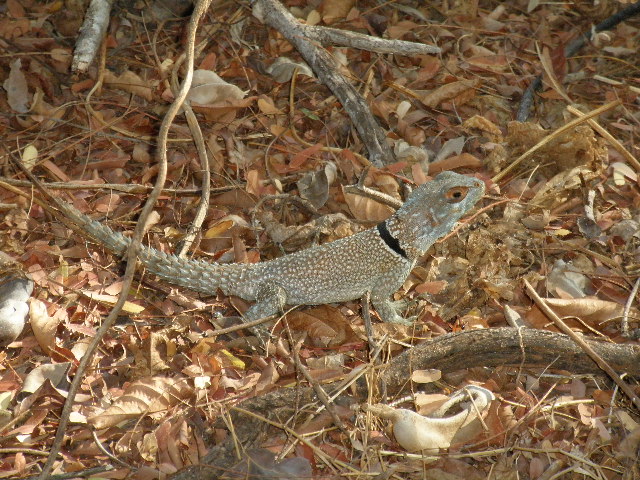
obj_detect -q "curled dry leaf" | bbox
[530,166,592,209]
[433,137,466,163]
[429,152,482,175]
[103,70,153,101]
[421,78,481,109]
[462,114,503,142]
[21,362,71,395]
[187,69,246,105]
[21,144,38,170]
[88,376,193,429]
[265,57,313,83]
[547,259,590,298]
[410,369,442,384]
[257,96,284,115]
[525,297,640,331]
[342,187,395,222]
[321,0,355,23]
[366,385,495,452]
[3,59,30,113]
[394,140,429,164]
[297,162,337,209]
[285,305,358,348]
[29,298,59,354]
[611,162,637,186]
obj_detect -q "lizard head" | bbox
[387,171,485,257]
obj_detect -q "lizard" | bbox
[4,171,484,332]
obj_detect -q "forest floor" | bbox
[1,0,640,478]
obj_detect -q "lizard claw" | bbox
[387,315,415,326]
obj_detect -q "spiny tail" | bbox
[56,202,231,295]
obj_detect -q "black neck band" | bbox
[376,221,408,259]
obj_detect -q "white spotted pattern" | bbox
[60,171,484,324]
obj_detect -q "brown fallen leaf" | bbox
[421,78,481,109]
[88,376,193,429]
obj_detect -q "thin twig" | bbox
[622,276,640,337]
[23,466,114,480]
[255,0,394,166]
[286,328,349,434]
[91,430,133,468]
[524,279,640,412]
[173,66,210,257]
[34,1,213,477]
[0,177,234,195]
[493,100,621,183]
[288,68,371,167]
[566,105,640,173]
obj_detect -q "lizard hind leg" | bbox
[245,282,288,321]
[241,282,288,341]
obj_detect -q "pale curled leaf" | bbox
[526,297,640,328]
[21,363,71,395]
[29,298,59,354]
[88,376,193,429]
[21,144,38,170]
[410,369,442,384]
[3,59,31,113]
[367,385,495,452]
[103,69,153,101]
[265,57,313,83]
[0,275,32,346]
[187,69,246,105]
[611,162,637,185]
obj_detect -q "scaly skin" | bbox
[53,171,484,327]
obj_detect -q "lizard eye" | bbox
[444,186,469,203]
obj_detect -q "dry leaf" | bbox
[103,70,153,101]
[321,0,355,23]
[421,79,481,108]
[297,162,337,209]
[187,69,246,104]
[81,290,145,314]
[21,363,71,395]
[257,96,284,115]
[285,305,358,347]
[343,188,395,222]
[411,369,442,384]
[3,59,30,113]
[265,57,313,83]
[525,297,639,330]
[88,376,193,429]
[29,298,58,354]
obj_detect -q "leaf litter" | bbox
[0,0,639,478]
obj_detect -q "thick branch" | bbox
[305,25,440,55]
[253,0,395,167]
[169,327,640,480]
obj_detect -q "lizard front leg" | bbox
[371,295,414,326]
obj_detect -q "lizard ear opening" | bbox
[444,186,469,203]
